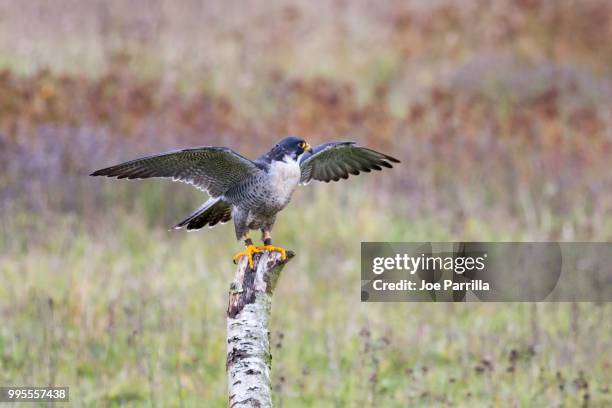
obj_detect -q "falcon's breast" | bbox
[267,155,301,208]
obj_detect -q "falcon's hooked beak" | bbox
[299,142,312,152]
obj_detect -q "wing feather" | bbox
[299,141,400,184]
[91,146,260,197]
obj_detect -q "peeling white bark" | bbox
[227,250,293,408]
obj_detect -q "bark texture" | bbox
[227,250,294,408]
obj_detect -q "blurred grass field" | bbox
[0,0,611,406]
[2,188,611,406]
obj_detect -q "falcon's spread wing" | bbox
[90,147,260,197]
[299,141,400,184]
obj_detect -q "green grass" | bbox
[1,189,610,407]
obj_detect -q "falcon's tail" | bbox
[173,198,232,231]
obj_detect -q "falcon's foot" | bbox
[233,244,261,269]
[256,245,287,261]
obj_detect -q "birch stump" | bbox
[227,250,294,408]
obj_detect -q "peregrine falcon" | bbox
[91,136,399,267]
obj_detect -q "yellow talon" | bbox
[233,244,261,269]
[256,245,287,261]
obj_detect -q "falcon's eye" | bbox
[298,141,311,151]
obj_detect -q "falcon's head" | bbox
[267,136,312,162]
